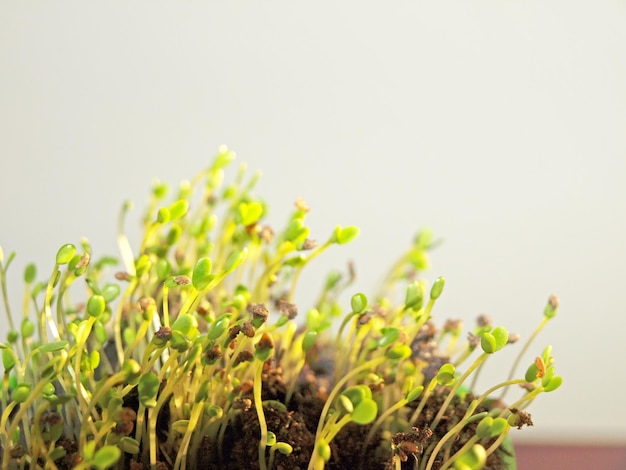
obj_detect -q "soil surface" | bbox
[131,363,510,470]
[47,364,510,469]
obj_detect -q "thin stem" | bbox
[287,242,331,302]
[254,360,268,470]
[313,357,386,444]
[423,408,486,470]
[2,379,52,469]
[42,268,61,343]
[0,259,15,332]
[430,353,488,431]
[117,203,137,277]
[174,402,204,470]
[365,397,408,448]
[114,279,138,368]
[499,316,549,401]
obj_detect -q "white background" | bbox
[1,2,625,444]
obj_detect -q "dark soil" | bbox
[46,364,510,470]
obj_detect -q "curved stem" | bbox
[423,408,486,470]
[499,317,548,401]
[313,357,386,444]
[254,360,268,470]
[430,353,488,431]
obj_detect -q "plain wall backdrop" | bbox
[1,1,625,444]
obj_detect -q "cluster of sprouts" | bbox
[0,147,560,470]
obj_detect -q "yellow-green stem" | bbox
[313,357,386,444]
[499,316,549,401]
[2,379,53,470]
[431,353,489,431]
[254,360,268,470]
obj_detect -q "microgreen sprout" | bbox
[0,146,560,469]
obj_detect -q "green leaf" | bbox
[212,145,236,170]
[24,263,37,283]
[224,248,247,275]
[12,383,32,403]
[284,218,309,244]
[171,314,199,338]
[7,330,18,343]
[152,180,168,199]
[414,228,433,249]
[405,281,425,311]
[274,442,293,455]
[302,330,318,352]
[378,327,400,348]
[350,293,368,314]
[525,362,539,382]
[2,349,15,371]
[166,224,182,246]
[156,258,171,280]
[386,344,412,361]
[316,438,331,461]
[476,416,493,439]
[87,294,106,318]
[430,276,445,300]
[55,244,76,265]
[305,307,331,332]
[491,326,509,351]
[351,398,378,425]
[342,385,371,407]
[453,444,486,470]
[135,255,151,277]
[37,341,69,353]
[164,276,179,289]
[207,315,230,340]
[543,375,562,392]
[68,254,82,271]
[283,254,306,267]
[42,382,56,396]
[172,420,189,433]
[192,257,213,290]
[544,294,559,319]
[489,417,509,437]
[90,350,101,370]
[168,199,189,220]
[481,332,497,354]
[237,201,264,226]
[119,437,140,454]
[138,372,160,408]
[266,431,277,446]
[205,403,223,418]
[338,395,354,414]
[254,333,274,362]
[170,330,192,352]
[541,365,554,385]
[436,363,456,386]
[93,445,121,469]
[156,207,171,224]
[407,247,430,270]
[21,319,35,338]
[94,321,108,344]
[330,225,360,245]
[406,386,424,402]
[107,397,123,417]
[48,446,67,461]
[101,284,121,303]
[83,440,96,461]
[122,359,141,383]
[123,327,135,345]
